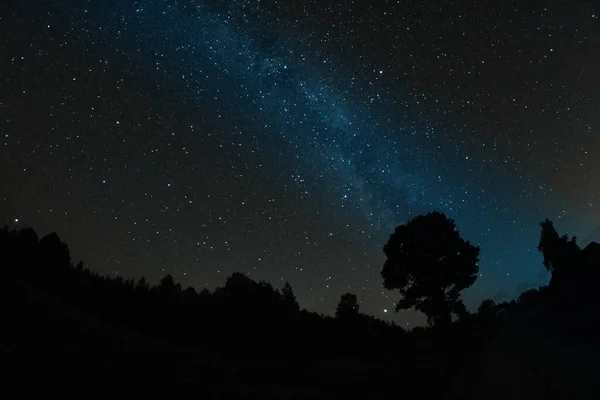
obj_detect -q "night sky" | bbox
[2,0,600,326]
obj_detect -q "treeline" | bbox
[0,226,404,359]
[4,210,600,398]
[3,217,599,395]
[2,213,595,352]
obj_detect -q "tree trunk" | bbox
[432,291,452,327]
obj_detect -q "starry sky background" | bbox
[2,0,600,326]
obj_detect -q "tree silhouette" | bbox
[381,211,479,326]
[537,218,580,286]
[281,281,300,313]
[336,292,359,318]
[156,274,181,304]
[477,299,497,316]
[217,272,288,320]
[223,272,256,298]
[135,277,149,293]
[39,232,71,267]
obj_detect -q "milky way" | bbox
[2,0,600,325]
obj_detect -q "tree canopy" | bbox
[381,211,479,326]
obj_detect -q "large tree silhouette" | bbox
[537,218,580,286]
[381,211,479,326]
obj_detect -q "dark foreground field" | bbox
[3,272,600,398]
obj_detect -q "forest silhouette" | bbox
[1,213,600,397]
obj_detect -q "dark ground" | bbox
[3,268,600,397]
